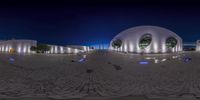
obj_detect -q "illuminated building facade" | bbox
[48,45,86,54]
[66,45,90,53]
[0,39,37,53]
[48,45,65,54]
[109,26,183,53]
[0,39,91,54]
[196,40,200,51]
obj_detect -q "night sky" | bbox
[0,0,200,47]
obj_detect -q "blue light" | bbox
[139,60,149,64]
[78,58,85,62]
[183,56,191,63]
[9,57,15,64]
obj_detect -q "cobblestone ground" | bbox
[0,51,200,100]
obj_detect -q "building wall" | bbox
[49,45,65,54]
[66,45,90,52]
[0,40,37,53]
[0,39,90,54]
[48,45,81,54]
[109,26,183,53]
[196,40,200,51]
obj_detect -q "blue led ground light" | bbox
[79,58,86,63]
[9,57,15,64]
[139,60,149,64]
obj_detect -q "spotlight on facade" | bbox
[18,46,21,53]
[67,48,71,53]
[74,49,78,54]
[60,46,64,54]
[23,46,27,53]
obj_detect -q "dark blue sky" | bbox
[0,0,200,46]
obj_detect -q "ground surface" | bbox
[0,50,200,100]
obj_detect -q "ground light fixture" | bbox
[139,60,149,64]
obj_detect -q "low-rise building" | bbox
[0,39,37,53]
[66,45,90,52]
[0,39,91,54]
[196,40,200,51]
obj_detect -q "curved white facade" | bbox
[109,26,183,53]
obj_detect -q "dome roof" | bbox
[110,25,183,53]
[113,26,181,41]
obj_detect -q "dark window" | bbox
[112,39,122,49]
[166,37,177,48]
[139,34,152,49]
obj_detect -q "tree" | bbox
[30,44,50,53]
[91,46,95,49]
[30,46,37,51]
[37,44,50,53]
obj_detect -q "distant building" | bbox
[66,45,90,52]
[109,26,183,53]
[48,45,65,54]
[0,39,91,54]
[48,45,81,54]
[196,40,200,51]
[0,39,37,53]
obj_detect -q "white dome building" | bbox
[109,26,183,53]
